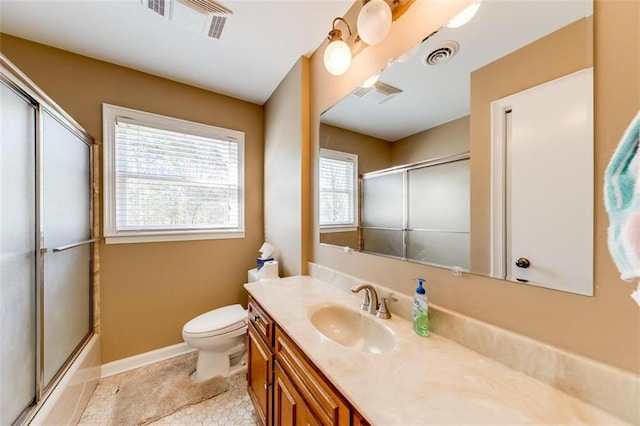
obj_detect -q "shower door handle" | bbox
[41,237,99,254]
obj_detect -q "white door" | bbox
[492,68,593,296]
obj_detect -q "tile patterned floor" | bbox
[149,373,258,426]
[78,358,259,426]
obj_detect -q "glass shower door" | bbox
[0,82,37,424]
[407,159,470,269]
[42,111,92,387]
[361,171,405,257]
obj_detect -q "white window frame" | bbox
[103,104,245,244]
[319,148,358,233]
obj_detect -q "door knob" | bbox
[515,257,530,268]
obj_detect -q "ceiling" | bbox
[0,0,353,105]
[321,0,593,141]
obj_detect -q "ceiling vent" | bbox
[424,40,459,66]
[353,81,403,104]
[143,0,232,39]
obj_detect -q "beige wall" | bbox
[0,34,265,363]
[320,123,392,173]
[264,58,310,276]
[319,231,359,249]
[391,116,470,166]
[470,17,593,275]
[309,0,640,374]
[320,115,469,171]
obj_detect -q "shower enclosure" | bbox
[360,153,470,270]
[1,56,95,425]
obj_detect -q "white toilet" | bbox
[182,304,248,382]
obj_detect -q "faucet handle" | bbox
[375,296,396,319]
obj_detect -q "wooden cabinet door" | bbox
[274,364,320,426]
[352,410,370,426]
[275,329,350,425]
[248,322,273,425]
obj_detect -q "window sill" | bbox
[319,226,357,234]
[104,231,245,245]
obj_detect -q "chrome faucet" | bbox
[350,284,378,315]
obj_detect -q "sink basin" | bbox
[307,303,397,354]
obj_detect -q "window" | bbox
[103,104,244,244]
[319,149,358,230]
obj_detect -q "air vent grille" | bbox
[142,0,231,38]
[181,0,232,15]
[353,81,402,104]
[424,41,460,66]
[147,0,166,16]
[208,15,227,39]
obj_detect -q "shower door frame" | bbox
[1,54,96,425]
[359,152,471,268]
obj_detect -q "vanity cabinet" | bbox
[351,411,370,426]
[247,296,363,426]
[274,328,350,425]
[247,298,274,425]
[274,364,320,425]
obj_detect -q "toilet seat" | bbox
[182,321,246,339]
[182,304,247,338]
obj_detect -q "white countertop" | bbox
[245,276,627,425]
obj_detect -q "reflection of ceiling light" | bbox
[446,1,481,28]
[357,0,392,45]
[361,73,380,88]
[324,17,352,76]
[395,43,419,63]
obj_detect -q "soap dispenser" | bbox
[412,278,429,337]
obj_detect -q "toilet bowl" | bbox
[182,304,248,382]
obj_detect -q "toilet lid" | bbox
[183,304,247,335]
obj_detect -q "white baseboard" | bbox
[101,342,195,378]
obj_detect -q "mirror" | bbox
[319,0,594,295]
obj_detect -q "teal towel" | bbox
[604,111,640,281]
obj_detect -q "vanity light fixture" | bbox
[446,0,481,28]
[357,0,392,45]
[324,17,353,76]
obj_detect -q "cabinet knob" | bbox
[264,382,271,390]
[515,257,530,268]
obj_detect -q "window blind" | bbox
[319,155,356,226]
[114,120,240,231]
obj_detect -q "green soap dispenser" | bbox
[412,278,429,337]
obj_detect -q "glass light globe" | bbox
[446,1,481,28]
[357,0,392,46]
[324,39,352,76]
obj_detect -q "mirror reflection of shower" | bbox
[360,154,470,270]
